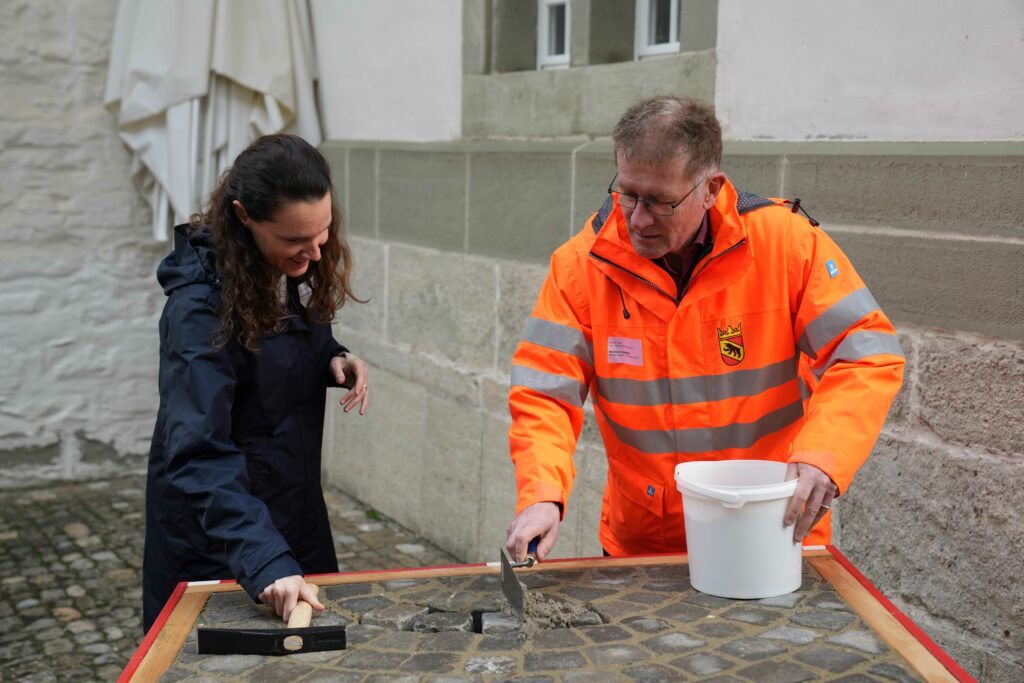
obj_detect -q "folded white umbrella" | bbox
[105,0,322,241]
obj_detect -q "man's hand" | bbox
[330,353,369,415]
[505,502,561,563]
[258,575,325,623]
[783,458,838,542]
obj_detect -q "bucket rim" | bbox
[674,460,797,504]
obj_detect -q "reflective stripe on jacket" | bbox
[508,180,905,554]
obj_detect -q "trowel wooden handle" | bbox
[286,583,319,628]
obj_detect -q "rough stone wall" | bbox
[0,0,163,487]
[838,328,1024,681]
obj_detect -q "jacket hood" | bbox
[157,224,218,295]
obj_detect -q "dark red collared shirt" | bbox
[655,211,711,297]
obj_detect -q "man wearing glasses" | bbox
[505,96,904,562]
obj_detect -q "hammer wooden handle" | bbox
[286,583,319,628]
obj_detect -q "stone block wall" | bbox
[322,139,1024,681]
[0,0,163,487]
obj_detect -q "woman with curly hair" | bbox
[142,134,368,632]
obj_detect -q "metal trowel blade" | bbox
[499,546,526,622]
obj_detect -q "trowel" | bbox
[499,538,538,622]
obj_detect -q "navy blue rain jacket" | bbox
[143,224,346,632]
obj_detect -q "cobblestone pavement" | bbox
[0,476,458,683]
[161,561,924,682]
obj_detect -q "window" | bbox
[538,0,570,69]
[635,0,679,59]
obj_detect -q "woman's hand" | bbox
[258,575,325,623]
[330,353,369,415]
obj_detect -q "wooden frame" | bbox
[118,546,974,683]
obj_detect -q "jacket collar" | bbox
[588,179,751,318]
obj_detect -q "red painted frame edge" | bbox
[827,545,977,683]
[116,580,188,683]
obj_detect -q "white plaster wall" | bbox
[715,0,1024,141]
[310,0,463,141]
[0,0,163,485]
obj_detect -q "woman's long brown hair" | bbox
[189,134,360,351]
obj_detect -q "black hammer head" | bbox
[197,625,347,656]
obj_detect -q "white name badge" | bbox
[607,337,643,366]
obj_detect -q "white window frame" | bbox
[635,0,680,60]
[537,0,570,69]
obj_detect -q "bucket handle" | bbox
[678,478,745,509]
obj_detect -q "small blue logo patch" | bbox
[646,485,656,497]
[826,259,840,279]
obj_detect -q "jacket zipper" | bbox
[679,238,747,300]
[591,237,747,306]
[589,252,675,302]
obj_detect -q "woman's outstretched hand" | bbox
[330,353,369,415]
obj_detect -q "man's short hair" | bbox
[612,96,723,178]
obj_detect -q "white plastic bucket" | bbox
[674,460,801,599]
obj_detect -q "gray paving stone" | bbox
[561,672,621,683]
[718,637,788,660]
[557,585,620,601]
[324,583,374,599]
[412,611,473,633]
[579,624,632,643]
[481,611,520,634]
[755,593,805,608]
[341,595,395,614]
[590,600,646,620]
[640,580,690,593]
[790,608,856,631]
[722,606,783,625]
[197,654,264,673]
[246,661,318,682]
[623,663,680,682]
[585,644,649,666]
[301,672,363,683]
[736,659,817,682]
[465,655,517,674]
[399,651,461,673]
[531,628,585,649]
[619,591,672,606]
[671,651,735,676]
[428,590,504,613]
[363,674,419,683]
[759,625,822,645]
[869,662,920,682]
[477,633,526,651]
[653,602,709,623]
[806,591,848,610]
[337,649,410,670]
[642,631,706,653]
[373,631,421,650]
[344,623,388,645]
[827,629,885,655]
[795,644,868,673]
[685,593,735,609]
[360,602,428,630]
[524,650,587,671]
[621,616,671,634]
[416,631,477,651]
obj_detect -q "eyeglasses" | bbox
[607,173,705,217]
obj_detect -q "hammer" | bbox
[196,584,347,656]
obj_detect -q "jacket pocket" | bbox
[605,456,666,549]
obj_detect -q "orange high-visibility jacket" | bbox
[508,180,905,554]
